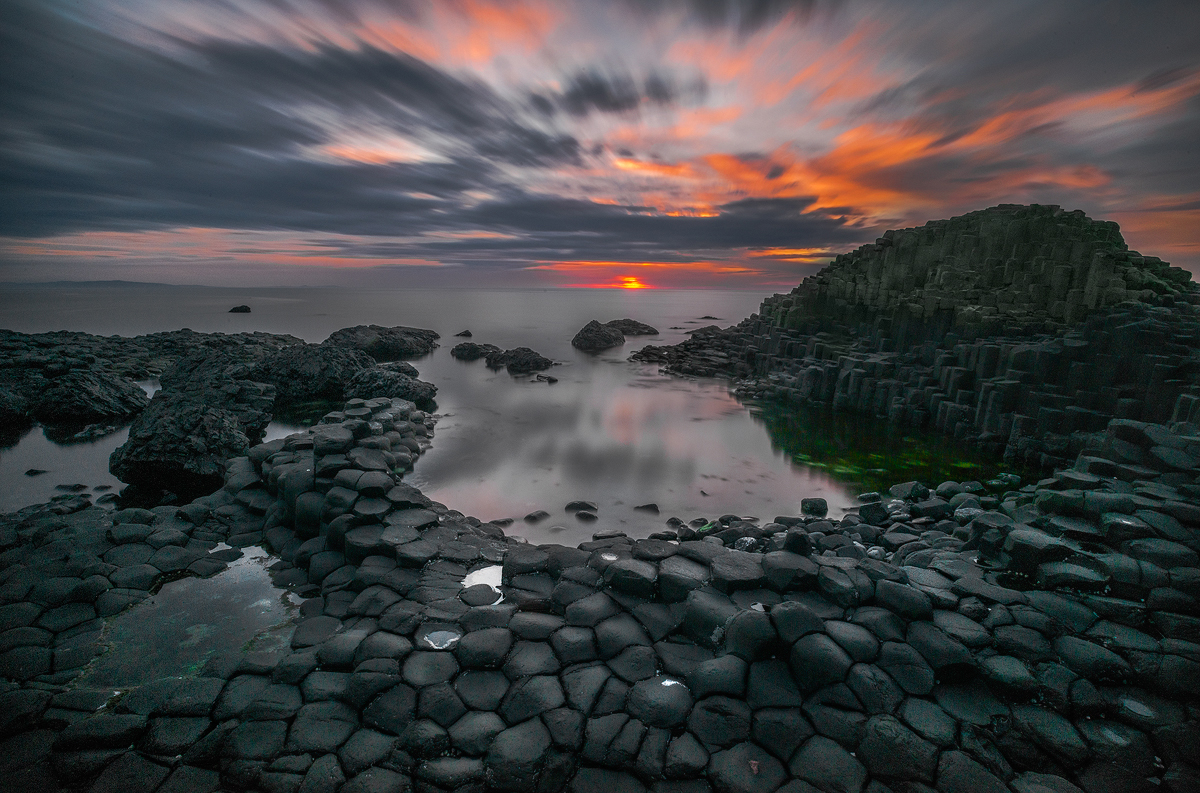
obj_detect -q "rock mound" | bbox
[485,347,554,374]
[572,320,625,351]
[452,342,501,361]
[110,392,250,498]
[228,305,251,313]
[249,344,375,405]
[344,365,437,409]
[323,324,440,361]
[606,318,658,335]
[31,370,148,424]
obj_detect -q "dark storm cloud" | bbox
[0,1,578,237]
[544,69,707,117]
[621,0,828,31]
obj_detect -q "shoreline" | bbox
[2,391,1198,793]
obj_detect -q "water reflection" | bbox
[75,547,298,688]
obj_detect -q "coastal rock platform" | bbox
[3,393,1199,793]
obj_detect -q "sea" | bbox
[0,283,1014,546]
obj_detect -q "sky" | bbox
[1,0,1198,289]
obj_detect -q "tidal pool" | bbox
[74,547,299,688]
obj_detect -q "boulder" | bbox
[605,319,658,335]
[110,392,250,497]
[451,343,501,361]
[229,305,251,313]
[344,366,437,409]
[323,324,440,360]
[572,321,625,352]
[484,347,554,374]
[31,370,149,424]
[250,344,375,404]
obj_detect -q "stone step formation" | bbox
[633,204,1200,474]
[2,390,1200,793]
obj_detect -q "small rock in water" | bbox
[455,329,472,337]
[525,510,550,523]
[535,374,558,384]
[24,468,47,476]
[93,484,112,491]
[228,305,251,313]
[635,503,660,513]
[605,318,659,335]
[491,517,514,527]
[699,315,720,319]
[575,511,598,522]
[565,500,598,512]
[55,483,88,492]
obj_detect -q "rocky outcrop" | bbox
[485,346,554,374]
[109,393,252,499]
[344,365,438,408]
[606,319,659,335]
[572,320,625,351]
[249,344,376,406]
[6,392,1199,793]
[26,371,148,425]
[324,324,440,361]
[228,305,251,313]
[451,342,501,361]
[635,205,1200,473]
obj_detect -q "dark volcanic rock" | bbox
[110,393,250,495]
[31,370,148,424]
[250,344,375,404]
[344,365,437,409]
[451,342,501,361]
[484,347,553,374]
[572,320,625,352]
[158,349,277,440]
[229,305,251,313]
[323,324,439,361]
[605,319,659,335]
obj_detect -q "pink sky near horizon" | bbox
[2,0,1197,288]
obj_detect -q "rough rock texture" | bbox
[323,325,440,361]
[249,344,376,405]
[344,365,437,409]
[605,319,659,336]
[29,370,148,424]
[635,204,1200,473]
[572,321,626,352]
[451,343,501,361]
[4,387,1200,793]
[109,393,252,497]
[484,347,554,374]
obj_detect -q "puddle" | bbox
[462,565,502,589]
[74,547,299,688]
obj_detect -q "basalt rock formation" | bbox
[635,204,1200,472]
[5,392,1200,793]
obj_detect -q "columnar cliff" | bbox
[635,205,1200,472]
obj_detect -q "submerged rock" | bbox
[228,305,251,313]
[572,320,625,352]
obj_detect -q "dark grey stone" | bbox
[455,670,510,711]
[790,633,852,692]
[627,676,693,728]
[486,717,552,791]
[687,696,751,749]
[788,735,866,793]
[707,741,786,793]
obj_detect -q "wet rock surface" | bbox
[3,386,1199,793]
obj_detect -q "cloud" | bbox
[1,0,1198,286]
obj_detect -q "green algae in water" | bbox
[749,401,1033,495]
[74,547,299,688]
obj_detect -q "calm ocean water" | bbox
[0,284,1011,544]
